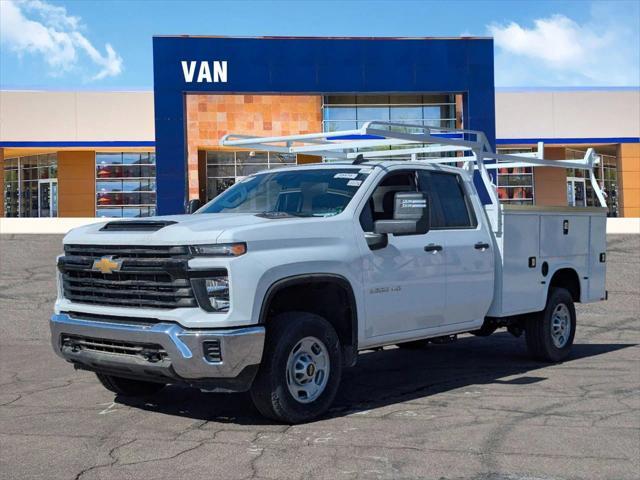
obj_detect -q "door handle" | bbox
[474,242,490,250]
[424,244,443,253]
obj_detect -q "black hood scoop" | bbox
[100,220,177,232]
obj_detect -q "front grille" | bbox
[59,244,198,309]
[61,334,168,362]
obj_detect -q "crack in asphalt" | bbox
[74,438,137,480]
[1,234,639,480]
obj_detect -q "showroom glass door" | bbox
[38,179,58,217]
[566,177,586,207]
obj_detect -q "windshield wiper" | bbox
[256,211,313,219]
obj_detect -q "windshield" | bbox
[198,168,370,217]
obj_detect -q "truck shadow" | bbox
[114,333,635,425]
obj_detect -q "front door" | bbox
[358,169,447,339]
[38,179,58,217]
[567,177,586,207]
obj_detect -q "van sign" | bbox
[181,61,227,83]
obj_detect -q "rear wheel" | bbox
[250,312,342,424]
[525,287,576,362]
[95,373,165,396]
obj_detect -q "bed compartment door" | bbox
[540,215,589,257]
[588,215,607,301]
[501,214,543,314]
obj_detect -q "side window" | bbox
[418,171,476,229]
[359,171,417,231]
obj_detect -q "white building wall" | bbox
[1,88,638,143]
[0,91,155,142]
[495,89,640,140]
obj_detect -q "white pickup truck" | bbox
[51,123,608,423]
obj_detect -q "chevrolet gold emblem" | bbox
[92,256,123,274]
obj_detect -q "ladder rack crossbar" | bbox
[220,121,607,210]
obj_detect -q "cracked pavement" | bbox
[0,234,638,480]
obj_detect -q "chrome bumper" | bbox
[50,313,265,390]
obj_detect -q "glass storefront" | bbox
[206,150,296,201]
[566,149,619,217]
[321,94,460,162]
[496,148,535,205]
[322,94,457,132]
[96,152,156,217]
[3,154,58,217]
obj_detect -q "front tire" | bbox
[525,287,576,362]
[250,312,342,424]
[95,373,165,396]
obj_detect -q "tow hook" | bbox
[141,350,163,363]
[63,338,81,353]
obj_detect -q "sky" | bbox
[1,0,639,90]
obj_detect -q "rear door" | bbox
[417,170,494,325]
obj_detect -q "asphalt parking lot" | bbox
[0,234,638,480]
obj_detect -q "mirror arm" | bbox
[186,199,202,214]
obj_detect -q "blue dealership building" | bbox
[152,36,496,214]
[2,36,636,219]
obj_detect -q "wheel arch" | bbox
[259,274,358,367]
[547,267,582,303]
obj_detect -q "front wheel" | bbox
[250,312,342,424]
[525,287,576,362]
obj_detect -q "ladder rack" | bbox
[220,121,607,218]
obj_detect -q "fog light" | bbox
[205,277,230,312]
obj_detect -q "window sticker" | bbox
[334,173,359,179]
[347,180,363,187]
[359,167,374,174]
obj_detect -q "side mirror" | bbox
[186,198,202,214]
[374,192,429,236]
[364,232,388,251]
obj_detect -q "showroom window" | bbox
[495,148,535,205]
[3,154,58,217]
[206,150,296,201]
[96,152,156,217]
[566,149,619,216]
[322,94,459,161]
[322,94,457,132]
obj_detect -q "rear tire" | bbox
[250,312,342,424]
[525,287,576,362]
[95,373,165,396]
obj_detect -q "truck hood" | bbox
[63,213,283,245]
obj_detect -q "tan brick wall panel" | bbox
[57,151,96,217]
[619,143,640,217]
[185,94,322,199]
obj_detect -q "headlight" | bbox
[189,243,246,256]
[57,271,64,299]
[204,276,230,312]
[56,255,64,299]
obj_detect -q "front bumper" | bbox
[50,313,265,392]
